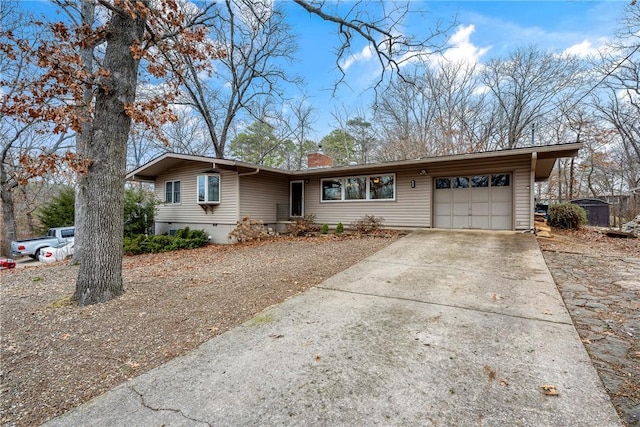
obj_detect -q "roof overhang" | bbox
[126,153,288,182]
[293,142,583,180]
[533,143,582,181]
[126,143,582,183]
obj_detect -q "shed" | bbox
[570,198,610,227]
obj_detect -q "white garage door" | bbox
[434,174,512,230]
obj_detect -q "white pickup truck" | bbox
[11,226,75,259]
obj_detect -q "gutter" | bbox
[238,167,261,177]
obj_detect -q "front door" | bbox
[290,181,304,218]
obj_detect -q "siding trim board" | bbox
[127,144,581,240]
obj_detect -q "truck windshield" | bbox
[47,230,55,237]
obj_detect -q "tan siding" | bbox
[239,172,290,223]
[301,156,533,230]
[155,164,239,225]
[304,170,430,227]
[514,167,532,230]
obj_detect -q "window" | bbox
[471,175,489,187]
[345,177,366,200]
[321,174,395,202]
[435,178,451,189]
[165,180,181,204]
[453,177,469,188]
[60,229,75,238]
[197,175,220,203]
[369,175,394,199]
[322,179,342,201]
[491,174,510,187]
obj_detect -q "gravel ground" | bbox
[1,235,399,427]
[538,228,640,427]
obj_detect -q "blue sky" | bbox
[14,0,630,141]
[280,0,629,139]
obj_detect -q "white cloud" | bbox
[562,38,608,58]
[441,24,491,65]
[339,44,373,71]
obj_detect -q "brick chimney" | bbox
[307,151,333,168]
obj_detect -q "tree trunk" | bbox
[0,181,18,258]
[72,0,95,266]
[74,5,146,306]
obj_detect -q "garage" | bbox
[433,173,512,230]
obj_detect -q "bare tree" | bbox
[374,61,491,160]
[481,46,585,149]
[373,72,435,161]
[282,95,317,170]
[169,0,299,158]
[158,109,213,157]
[591,4,640,204]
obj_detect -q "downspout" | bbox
[530,152,537,231]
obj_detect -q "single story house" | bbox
[126,142,582,243]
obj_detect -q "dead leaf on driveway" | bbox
[541,384,559,396]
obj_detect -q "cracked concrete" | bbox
[129,385,213,427]
[44,230,621,426]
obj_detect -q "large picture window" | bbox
[165,180,181,204]
[197,175,220,203]
[345,177,366,200]
[321,174,395,202]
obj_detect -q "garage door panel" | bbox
[453,202,469,215]
[471,188,489,201]
[434,215,451,228]
[471,202,489,215]
[491,201,511,216]
[435,203,451,215]
[452,215,469,228]
[491,188,511,202]
[453,191,469,202]
[491,215,512,230]
[471,216,489,229]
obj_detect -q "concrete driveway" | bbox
[45,230,621,426]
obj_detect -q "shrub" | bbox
[351,215,385,234]
[287,214,320,236]
[336,222,344,234]
[228,216,274,242]
[548,203,587,229]
[123,228,208,255]
[321,224,329,234]
[37,186,75,231]
[123,187,158,238]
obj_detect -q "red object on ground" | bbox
[1,258,16,269]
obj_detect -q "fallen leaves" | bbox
[541,384,560,396]
[484,365,497,381]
